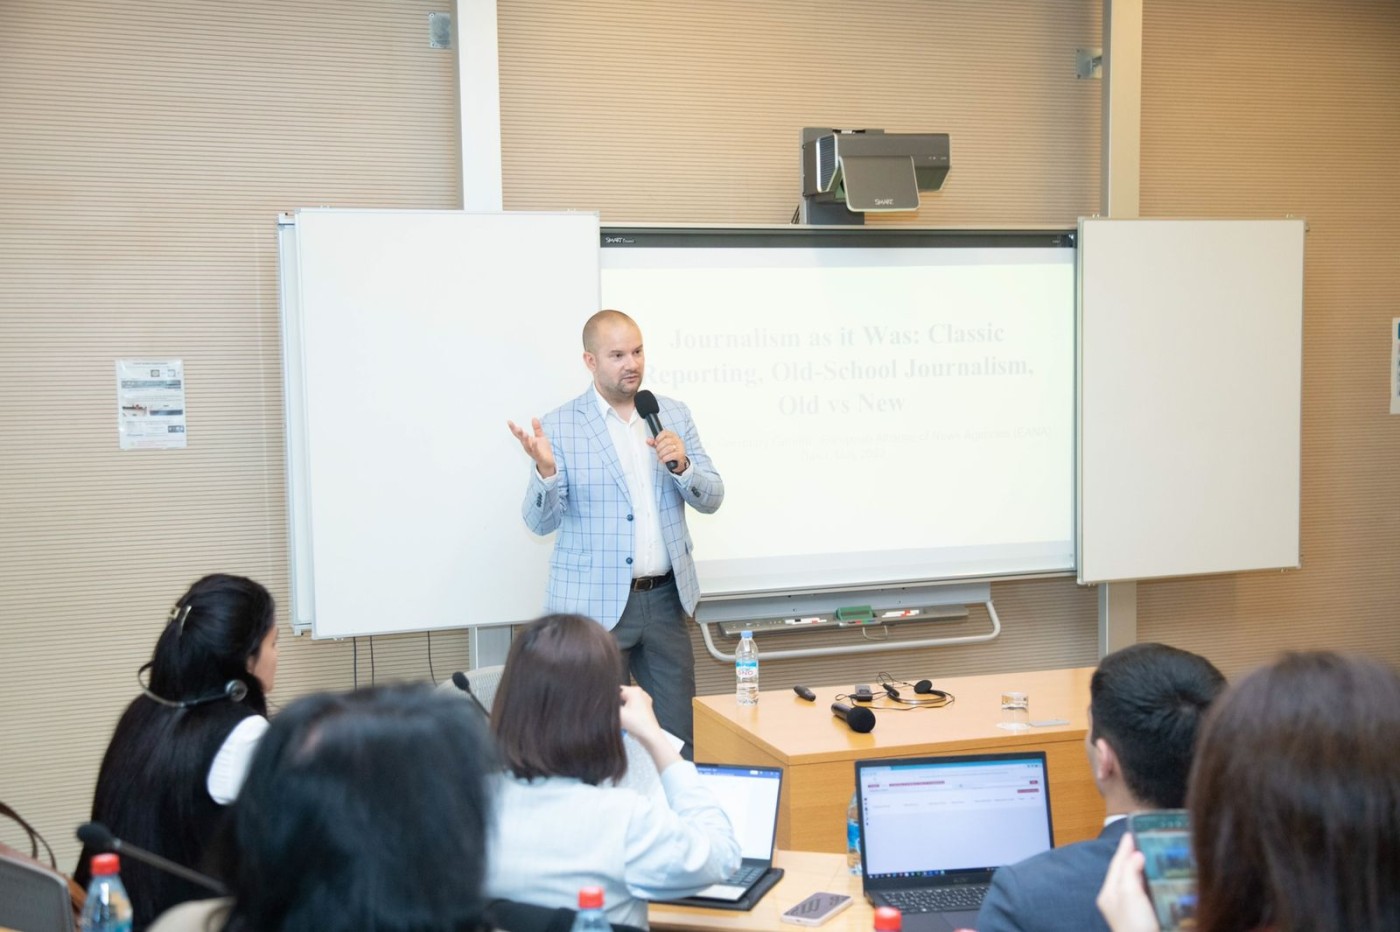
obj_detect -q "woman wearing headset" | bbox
[75,573,279,930]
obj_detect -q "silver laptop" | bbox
[655,762,784,910]
[857,752,1054,932]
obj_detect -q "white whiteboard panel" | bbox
[1077,218,1304,584]
[282,209,599,637]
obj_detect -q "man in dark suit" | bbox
[976,643,1225,932]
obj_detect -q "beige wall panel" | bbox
[1137,0,1400,676]
[0,0,471,864]
[498,1,1103,226]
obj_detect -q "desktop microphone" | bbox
[832,701,876,734]
[451,671,491,718]
[634,390,679,472]
[77,822,226,894]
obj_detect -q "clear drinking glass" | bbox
[998,691,1030,731]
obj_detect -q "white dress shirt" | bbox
[592,388,670,578]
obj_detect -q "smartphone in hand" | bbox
[779,891,853,927]
[1127,810,1197,930]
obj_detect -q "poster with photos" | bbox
[116,359,187,450]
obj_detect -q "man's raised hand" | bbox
[507,417,557,479]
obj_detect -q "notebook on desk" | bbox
[857,751,1054,932]
[653,762,785,911]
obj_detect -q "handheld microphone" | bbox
[832,701,876,734]
[451,671,491,718]
[77,822,226,894]
[633,390,678,472]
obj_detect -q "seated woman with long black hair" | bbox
[75,573,279,930]
[483,613,740,929]
[150,684,498,932]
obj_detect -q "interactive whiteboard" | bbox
[600,228,1078,597]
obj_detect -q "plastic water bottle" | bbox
[847,790,863,874]
[80,853,133,932]
[571,886,609,932]
[735,630,759,705]
[874,905,902,931]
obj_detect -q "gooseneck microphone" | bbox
[832,701,877,734]
[633,390,679,472]
[77,822,226,894]
[451,671,490,718]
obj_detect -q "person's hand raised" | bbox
[620,685,682,772]
[507,418,556,479]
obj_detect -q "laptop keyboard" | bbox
[722,863,766,886]
[881,885,990,914]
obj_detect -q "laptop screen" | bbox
[857,753,1053,882]
[694,763,782,860]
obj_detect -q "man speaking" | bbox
[507,309,723,757]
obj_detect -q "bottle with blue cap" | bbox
[735,630,759,705]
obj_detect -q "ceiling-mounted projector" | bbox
[799,127,950,225]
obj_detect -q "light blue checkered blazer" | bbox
[521,387,724,629]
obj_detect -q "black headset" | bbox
[877,672,955,708]
[137,663,248,709]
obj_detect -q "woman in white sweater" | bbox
[483,613,740,929]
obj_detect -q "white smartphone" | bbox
[780,891,853,927]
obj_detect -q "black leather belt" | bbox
[631,570,674,592]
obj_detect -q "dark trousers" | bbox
[610,579,696,760]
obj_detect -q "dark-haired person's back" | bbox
[74,574,279,930]
[976,643,1225,932]
[1097,651,1400,932]
[149,683,499,932]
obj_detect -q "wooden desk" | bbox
[693,667,1103,853]
[650,850,866,931]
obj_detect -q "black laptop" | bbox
[654,762,785,911]
[857,751,1054,932]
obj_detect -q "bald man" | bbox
[508,310,724,756]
